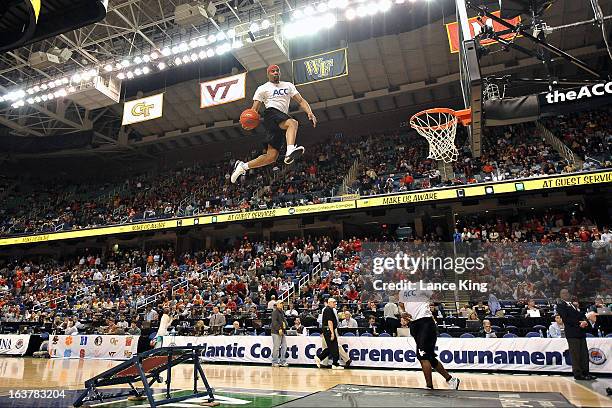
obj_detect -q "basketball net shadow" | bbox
[73,346,219,407]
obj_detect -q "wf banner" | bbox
[0,334,30,356]
[49,335,139,360]
[163,335,611,373]
[293,48,348,86]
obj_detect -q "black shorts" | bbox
[409,316,438,361]
[263,107,291,151]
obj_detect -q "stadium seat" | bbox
[361,332,373,337]
[503,333,518,338]
[504,325,518,333]
[491,325,501,331]
[585,333,595,337]
[439,333,452,338]
[309,332,320,337]
[459,333,475,338]
[525,332,541,338]
[379,333,391,337]
[533,325,547,337]
[342,332,355,336]
[606,333,612,338]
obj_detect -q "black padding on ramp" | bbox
[277,384,575,407]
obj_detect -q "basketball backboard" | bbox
[456,0,483,157]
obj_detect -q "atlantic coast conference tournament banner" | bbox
[293,48,348,86]
[162,335,611,373]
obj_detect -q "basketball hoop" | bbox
[409,107,471,164]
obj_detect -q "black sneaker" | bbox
[345,359,352,368]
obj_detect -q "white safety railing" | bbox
[537,121,583,167]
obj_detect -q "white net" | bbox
[410,109,459,163]
[483,82,506,101]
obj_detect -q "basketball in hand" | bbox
[240,109,260,130]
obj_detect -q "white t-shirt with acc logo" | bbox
[253,81,299,114]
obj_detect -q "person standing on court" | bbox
[401,289,459,390]
[315,298,343,369]
[270,300,289,367]
[557,289,596,381]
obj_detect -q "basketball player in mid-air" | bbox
[400,289,460,390]
[231,64,317,183]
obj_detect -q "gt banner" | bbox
[163,335,611,373]
[0,334,30,355]
[122,93,164,125]
[1,170,610,247]
[293,48,348,86]
[446,11,521,53]
[200,72,246,108]
[49,335,139,360]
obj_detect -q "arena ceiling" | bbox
[0,0,610,159]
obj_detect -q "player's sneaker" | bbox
[331,365,344,370]
[447,377,460,390]
[231,160,246,183]
[284,146,305,165]
[314,356,322,368]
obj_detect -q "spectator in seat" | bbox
[523,299,541,318]
[209,306,226,335]
[193,320,206,336]
[467,311,480,321]
[285,302,299,317]
[291,317,306,335]
[267,295,277,310]
[64,320,78,335]
[145,306,159,322]
[128,321,141,336]
[478,319,497,338]
[585,312,600,337]
[229,321,244,336]
[367,315,379,336]
[548,314,565,338]
[384,298,400,335]
[339,311,358,329]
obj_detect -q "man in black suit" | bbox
[315,298,342,369]
[556,289,595,381]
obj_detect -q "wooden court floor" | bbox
[0,357,610,407]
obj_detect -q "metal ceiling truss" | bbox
[0,0,294,147]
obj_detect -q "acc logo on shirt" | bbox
[272,89,289,96]
[588,348,606,365]
[201,72,246,108]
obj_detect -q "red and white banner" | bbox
[0,334,30,355]
[445,11,521,53]
[164,335,612,373]
[200,72,246,108]
[49,335,139,360]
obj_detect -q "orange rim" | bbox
[409,107,472,131]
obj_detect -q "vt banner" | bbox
[200,72,247,108]
[49,335,139,360]
[293,48,348,86]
